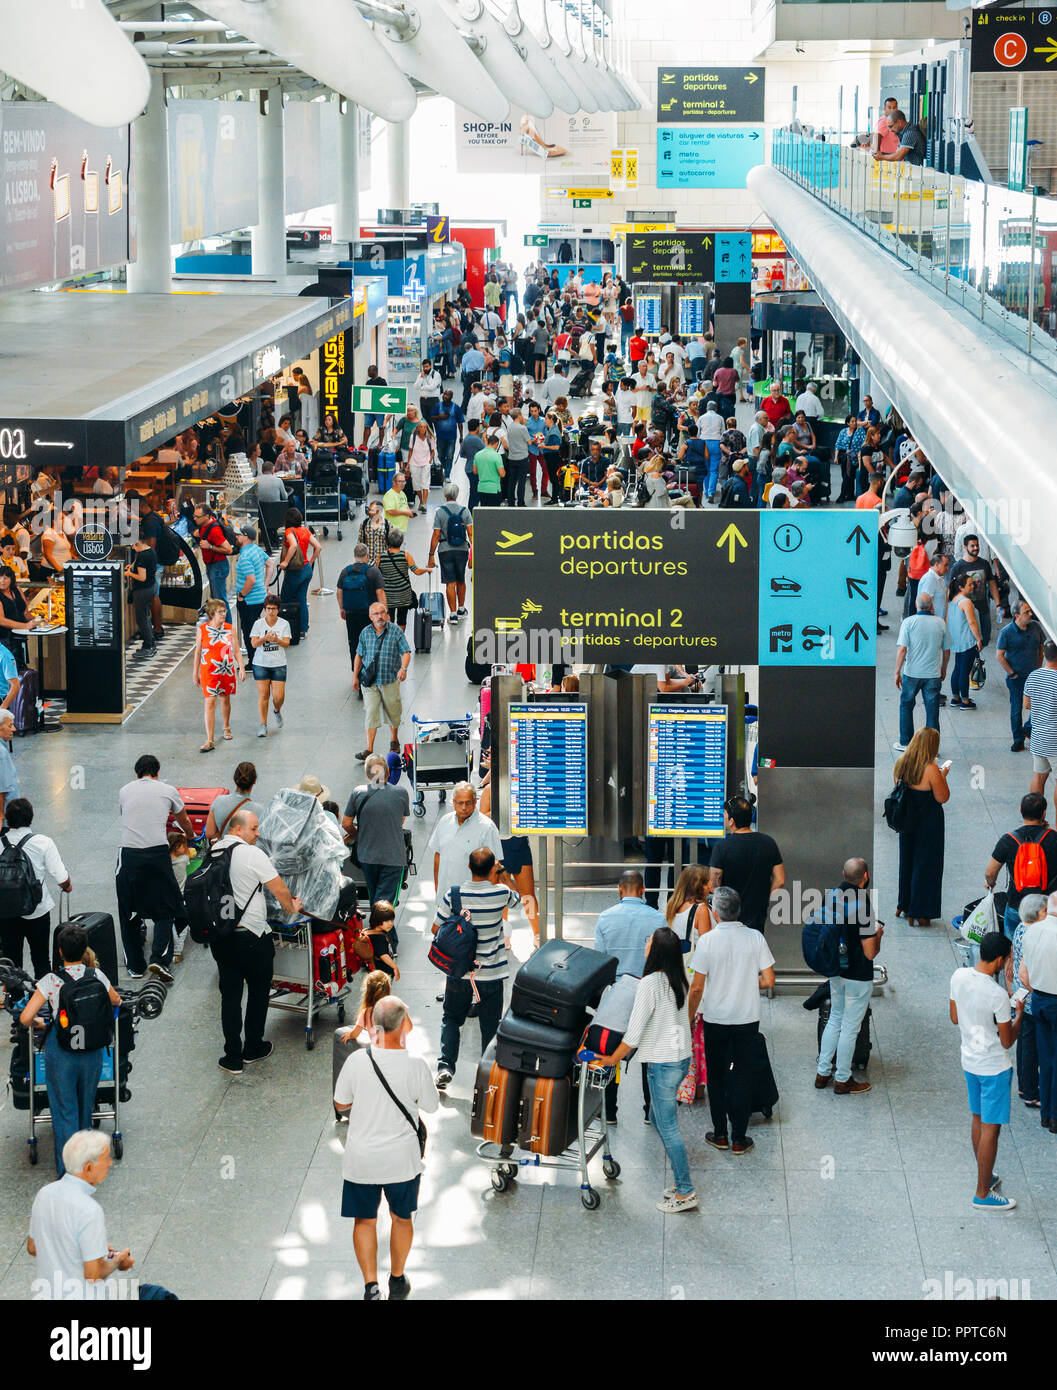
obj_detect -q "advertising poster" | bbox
[455,106,617,176]
[0,101,131,293]
[169,100,259,243]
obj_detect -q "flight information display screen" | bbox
[509,702,588,835]
[647,703,727,837]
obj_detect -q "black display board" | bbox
[971,6,1057,72]
[627,232,715,282]
[508,702,588,835]
[64,562,125,716]
[657,67,765,123]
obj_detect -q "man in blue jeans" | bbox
[996,601,1044,752]
[894,592,950,750]
[193,504,233,622]
[432,849,519,1089]
[814,858,884,1095]
[431,390,464,479]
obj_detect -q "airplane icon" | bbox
[497,530,534,552]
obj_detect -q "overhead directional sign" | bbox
[972,5,1057,72]
[657,126,765,189]
[657,66,766,123]
[524,234,548,246]
[757,511,878,668]
[628,231,714,281]
[351,384,407,414]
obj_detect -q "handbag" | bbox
[359,625,391,688]
[284,528,306,572]
[367,1048,427,1157]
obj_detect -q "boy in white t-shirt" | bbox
[949,931,1023,1212]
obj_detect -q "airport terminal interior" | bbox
[2,0,1057,1335]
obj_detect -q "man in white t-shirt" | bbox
[334,994,438,1301]
[794,382,825,420]
[211,809,302,1076]
[686,886,775,1155]
[427,783,504,906]
[949,930,1022,1211]
[0,796,71,978]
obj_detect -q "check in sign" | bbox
[351,385,407,414]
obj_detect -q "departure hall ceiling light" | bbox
[197,0,419,122]
[441,0,554,117]
[367,0,511,121]
[2,0,150,127]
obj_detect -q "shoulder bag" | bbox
[367,1048,427,1157]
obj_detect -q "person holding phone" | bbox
[893,727,949,926]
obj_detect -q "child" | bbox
[168,830,194,963]
[337,969,392,1048]
[363,900,400,980]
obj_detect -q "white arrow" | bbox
[35,439,74,449]
[379,393,402,408]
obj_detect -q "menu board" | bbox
[67,563,120,650]
[634,291,662,335]
[678,293,705,337]
[647,703,727,838]
[509,702,588,836]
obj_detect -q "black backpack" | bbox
[54,967,112,1053]
[0,832,42,918]
[155,523,182,567]
[185,842,263,945]
[339,565,372,609]
[636,477,650,506]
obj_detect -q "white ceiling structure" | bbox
[0,0,644,126]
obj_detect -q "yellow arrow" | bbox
[745,71,758,83]
[717,523,747,563]
[1033,37,1057,59]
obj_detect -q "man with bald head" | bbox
[814,857,884,1096]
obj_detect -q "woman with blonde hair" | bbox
[665,865,712,952]
[641,453,670,510]
[893,725,949,926]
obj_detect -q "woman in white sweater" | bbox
[595,927,696,1214]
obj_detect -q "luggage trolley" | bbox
[408,713,474,818]
[269,916,350,1050]
[305,480,342,540]
[20,1011,126,1166]
[476,1054,620,1210]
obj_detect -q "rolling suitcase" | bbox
[378,450,396,494]
[495,1009,581,1079]
[52,911,120,986]
[413,601,433,654]
[332,1025,356,1118]
[510,939,617,1031]
[279,601,301,646]
[517,1073,602,1155]
[582,974,639,1055]
[420,571,445,628]
[367,446,380,483]
[169,787,229,838]
[342,920,372,983]
[313,930,346,999]
[749,1030,779,1119]
[470,1040,524,1144]
[11,666,39,735]
[341,462,366,501]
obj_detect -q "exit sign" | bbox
[573,198,592,209]
[524,234,548,246]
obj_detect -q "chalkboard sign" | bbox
[64,561,125,719]
[68,565,120,650]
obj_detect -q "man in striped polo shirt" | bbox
[433,848,520,1090]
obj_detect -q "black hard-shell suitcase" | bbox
[279,601,301,645]
[510,939,617,1031]
[495,1009,581,1079]
[413,603,432,653]
[333,1026,356,1118]
[749,1030,779,1119]
[470,1039,524,1143]
[11,666,39,735]
[367,446,380,482]
[517,1071,603,1155]
[52,912,120,986]
[430,462,444,487]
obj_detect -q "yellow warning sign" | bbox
[626,151,638,188]
[611,149,624,183]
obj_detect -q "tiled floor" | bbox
[0,387,1052,1302]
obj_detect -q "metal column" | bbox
[387,118,410,211]
[334,99,361,246]
[251,90,286,280]
[125,73,171,293]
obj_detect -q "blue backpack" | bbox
[427,887,477,979]
[339,565,371,609]
[801,889,852,977]
[442,506,467,549]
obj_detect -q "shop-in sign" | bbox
[972,6,1057,72]
[657,66,765,124]
[657,126,765,189]
[72,526,114,562]
[628,232,714,281]
[351,385,407,414]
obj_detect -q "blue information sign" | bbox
[757,511,878,668]
[647,704,727,838]
[657,126,765,189]
[677,293,705,337]
[635,291,662,334]
[509,702,588,835]
[714,232,752,283]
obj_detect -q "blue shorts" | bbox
[501,835,533,874]
[363,412,385,430]
[341,1175,421,1220]
[252,663,287,683]
[964,1069,1012,1126]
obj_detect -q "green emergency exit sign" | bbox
[573,199,592,209]
[524,234,548,246]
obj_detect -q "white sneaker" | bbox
[273,709,284,729]
[892,742,907,753]
[656,1192,698,1214]
[257,723,268,738]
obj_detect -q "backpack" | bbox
[636,476,650,506]
[1012,828,1054,893]
[339,564,371,609]
[217,518,238,549]
[155,523,182,567]
[53,967,112,1053]
[0,832,42,918]
[882,778,913,833]
[801,889,852,977]
[427,887,477,979]
[184,842,263,945]
[442,506,467,549]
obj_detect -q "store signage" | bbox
[455,107,617,176]
[72,525,114,562]
[254,345,282,379]
[657,67,765,124]
[972,6,1057,72]
[0,419,123,474]
[321,330,356,445]
[473,510,878,666]
[0,428,26,461]
[628,232,714,281]
[657,126,764,189]
[425,214,449,244]
[352,384,407,414]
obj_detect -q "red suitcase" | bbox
[342,918,371,984]
[313,930,346,999]
[168,787,229,838]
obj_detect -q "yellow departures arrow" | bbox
[717,523,747,563]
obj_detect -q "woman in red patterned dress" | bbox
[193,598,246,752]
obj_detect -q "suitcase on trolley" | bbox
[510,939,617,1031]
[749,1030,780,1118]
[169,787,229,838]
[313,930,346,999]
[342,920,372,982]
[517,1072,602,1155]
[495,1009,581,1079]
[470,1040,524,1144]
[52,911,120,986]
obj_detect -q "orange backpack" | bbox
[1013,829,1053,892]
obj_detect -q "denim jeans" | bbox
[44,1029,105,1175]
[1032,991,1057,1124]
[1003,903,1021,941]
[704,440,721,499]
[646,1058,693,1195]
[282,564,312,636]
[951,647,975,702]
[1007,672,1029,742]
[817,976,873,1083]
[436,436,456,478]
[206,558,231,621]
[361,861,404,913]
[439,977,504,1075]
[899,673,941,747]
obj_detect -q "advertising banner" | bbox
[455,107,617,176]
[657,67,765,124]
[0,101,131,293]
[284,99,339,213]
[657,126,765,189]
[169,100,259,243]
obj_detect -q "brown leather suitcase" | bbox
[470,1040,524,1145]
[517,1073,602,1156]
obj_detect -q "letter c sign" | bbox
[994,32,1027,67]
